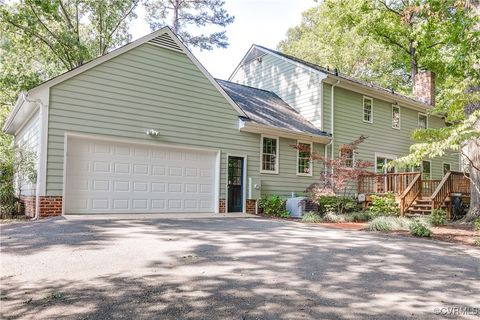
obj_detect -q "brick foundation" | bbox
[39,196,63,217]
[20,196,36,218]
[246,199,257,214]
[219,199,226,213]
[19,196,63,218]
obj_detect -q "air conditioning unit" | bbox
[286,197,307,218]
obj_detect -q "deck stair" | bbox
[358,171,470,219]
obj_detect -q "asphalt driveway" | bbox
[1,214,479,320]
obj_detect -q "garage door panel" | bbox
[66,137,217,214]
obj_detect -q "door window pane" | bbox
[443,163,451,175]
[422,160,431,180]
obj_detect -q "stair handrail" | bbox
[430,171,452,211]
[399,173,422,216]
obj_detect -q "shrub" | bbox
[474,218,480,231]
[475,238,480,247]
[0,158,16,219]
[429,209,446,226]
[368,193,399,217]
[409,219,432,237]
[302,212,323,223]
[349,211,374,222]
[368,216,412,232]
[317,196,359,215]
[258,196,289,218]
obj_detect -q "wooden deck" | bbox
[358,171,470,218]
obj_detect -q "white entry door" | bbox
[65,136,217,214]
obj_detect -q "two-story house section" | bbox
[229,45,459,180]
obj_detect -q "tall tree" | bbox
[279,1,410,93]
[143,0,234,50]
[0,0,140,70]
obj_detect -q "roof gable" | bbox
[4,28,246,133]
[231,45,432,112]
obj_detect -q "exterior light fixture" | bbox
[145,129,161,137]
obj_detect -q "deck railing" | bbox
[358,172,420,196]
[359,171,471,217]
[399,173,422,215]
[421,179,441,197]
[430,171,470,218]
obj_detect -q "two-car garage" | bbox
[64,136,218,214]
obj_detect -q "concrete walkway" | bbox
[1,215,479,319]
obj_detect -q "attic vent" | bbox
[148,33,183,53]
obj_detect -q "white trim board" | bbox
[260,135,279,175]
[225,154,248,214]
[4,27,247,135]
[230,45,436,114]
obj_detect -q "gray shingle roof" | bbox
[217,79,329,137]
[255,45,430,108]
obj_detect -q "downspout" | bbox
[24,96,48,221]
[328,81,340,172]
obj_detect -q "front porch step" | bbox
[405,197,432,215]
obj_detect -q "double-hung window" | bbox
[363,97,373,123]
[340,148,354,168]
[418,113,428,129]
[392,105,401,129]
[261,136,279,173]
[297,141,312,176]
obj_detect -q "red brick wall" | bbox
[20,196,36,218]
[219,199,226,213]
[39,196,63,217]
[246,199,257,214]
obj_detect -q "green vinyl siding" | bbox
[330,86,458,179]
[46,41,322,199]
[231,54,324,129]
[233,52,458,181]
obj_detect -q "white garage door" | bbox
[65,137,217,214]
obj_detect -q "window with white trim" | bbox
[363,97,373,123]
[297,141,312,176]
[392,105,400,129]
[261,136,278,173]
[340,148,354,168]
[443,163,451,175]
[418,113,428,129]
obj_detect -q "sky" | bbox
[130,0,316,79]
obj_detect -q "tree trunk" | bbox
[171,0,180,33]
[463,116,480,222]
[409,41,417,84]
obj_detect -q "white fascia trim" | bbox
[250,45,327,77]
[228,44,257,81]
[326,75,435,114]
[239,119,331,144]
[161,29,247,118]
[3,93,27,133]
[12,27,247,119]
[26,28,173,93]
